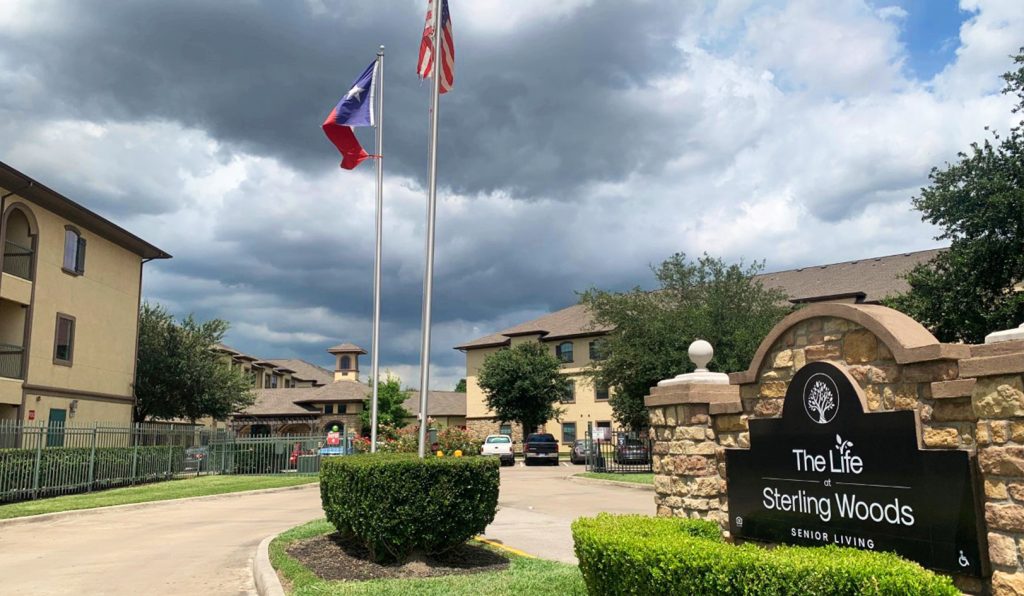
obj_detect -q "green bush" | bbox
[320,453,500,562]
[572,514,958,595]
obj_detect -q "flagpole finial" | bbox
[378,44,385,54]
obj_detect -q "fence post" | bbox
[130,426,139,485]
[87,424,98,492]
[31,426,43,498]
[167,443,173,479]
[586,421,593,471]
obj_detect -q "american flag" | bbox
[417,0,454,94]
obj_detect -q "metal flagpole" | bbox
[369,46,385,453]
[417,1,444,458]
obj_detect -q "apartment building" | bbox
[456,249,944,451]
[0,161,170,429]
[225,342,466,436]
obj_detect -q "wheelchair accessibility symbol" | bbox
[958,550,970,568]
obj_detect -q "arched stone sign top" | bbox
[730,303,971,385]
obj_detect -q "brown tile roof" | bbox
[238,389,320,416]
[402,391,467,417]
[327,343,367,354]
[757,249,943,305]
[455,248,944,351]
[267,359,333,385]
[293,380,370,404]
[454,303,613,350]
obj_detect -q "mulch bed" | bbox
[287,533,510,582]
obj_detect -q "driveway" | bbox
[0,465,652,594]
[485,463,654,562]
[0,486,322,596]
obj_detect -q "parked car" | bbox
[481,434,515,466]
[614,438,650,465]
[569,439,593,465]
[183,446,209,472]
[524,433,559,466]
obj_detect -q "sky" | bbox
[0,0,1021,390]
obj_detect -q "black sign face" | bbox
[726,361,985,576]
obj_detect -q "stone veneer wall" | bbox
[646,306,1024,595]
[465,418,538,443]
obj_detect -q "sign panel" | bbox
[726,361,985,576]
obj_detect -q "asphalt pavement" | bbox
[0,463,654,594]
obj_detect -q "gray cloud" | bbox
[0,0,1020,388]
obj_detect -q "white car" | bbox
[482,434,515,466]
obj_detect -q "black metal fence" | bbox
[585,429,653,474]
[0,421,366,503]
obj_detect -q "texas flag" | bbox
[322,61,376,170]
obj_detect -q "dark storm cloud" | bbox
[2,0,1001,387]
[2,0,693,205]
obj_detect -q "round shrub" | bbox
[320,453,500,562]
[572,514,958,595]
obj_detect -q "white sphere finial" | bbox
[688,339,713,372]
[657,338,728,386]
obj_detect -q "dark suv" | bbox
[523,433,559,466]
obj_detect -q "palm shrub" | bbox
[320,453,499,562]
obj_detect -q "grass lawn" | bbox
[271,519,586,596]
[576,471,653,485]
[0,474,319,520]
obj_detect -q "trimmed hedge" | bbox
[1,445,185,502]
[572,514,958,595]
[320,453,500,562]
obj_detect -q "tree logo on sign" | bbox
[803,373,838,424]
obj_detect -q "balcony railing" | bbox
[2,241,33,281]
[0,344,24,379]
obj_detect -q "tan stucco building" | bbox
[456,249,945,452]
[0,161,170,429]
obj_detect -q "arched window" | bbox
[555,341,574,363]
[63,226,86,275]
[340,355,352,370]
[2,204,37,281]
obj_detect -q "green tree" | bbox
[134,302,254,423]
[887,49,1024,342]
[454,378,467,392]
[477,342,569,436]
[360,373,412,436]
[579,253,790,430]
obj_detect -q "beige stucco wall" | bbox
[13,197,142,401]
[463,334,615,451]
[26,394,133,426]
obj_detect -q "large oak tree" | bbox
[134,303,254,423]
[579,253,790,430]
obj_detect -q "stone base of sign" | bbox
[645,303,1024,595]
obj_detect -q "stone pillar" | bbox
[963,325,1024,594]
[646,341,741,528]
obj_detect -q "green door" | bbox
[47,408,66,447]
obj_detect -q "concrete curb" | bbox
[0,482,319,527]
[253,534,287,596]
[567,474,655,491]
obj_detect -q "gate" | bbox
[585,428,653,474]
